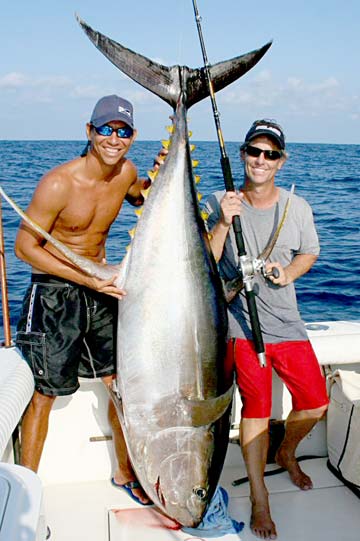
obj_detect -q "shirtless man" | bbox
[15,94,151,505]
[206,119,329,539]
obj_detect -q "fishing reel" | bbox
[223,255,280,306]
[238,254,280,291]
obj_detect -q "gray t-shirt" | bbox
[205,187,320,343]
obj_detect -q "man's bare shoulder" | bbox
[117,158,137,183]
[39,158,81,189]
[36,157,82,197]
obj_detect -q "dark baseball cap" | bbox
[243,119,285,150]
[90,95,134,129]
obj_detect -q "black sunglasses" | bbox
[93,124,134,139]
[245,145,282,161]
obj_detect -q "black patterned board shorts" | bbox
[15,274,118,397]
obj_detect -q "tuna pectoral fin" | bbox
[184,385,234,427]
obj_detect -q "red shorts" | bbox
[226,339,329,418]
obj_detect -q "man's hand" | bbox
[219,191,244,226]
[265,262,288,286]
[208,191,244,263]
[265,253,318,287]
[88,275,127,300]
[153,146,168,171]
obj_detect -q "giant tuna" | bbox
[0,19,271,526]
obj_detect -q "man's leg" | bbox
[20,390,56,472]
[240,417,277,540]
[271,340,329,489]
[275,405,327,489]
[102,377,151,504]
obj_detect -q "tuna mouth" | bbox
[155,476,166,507]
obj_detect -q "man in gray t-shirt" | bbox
[206,119,329,540]
[206,187,319,343]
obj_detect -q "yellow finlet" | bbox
[128,227,136,239]
[190,144,196,152]
[135,208,144,217]
[192,160,199,168]
[195,175,201,184]
[147,170,158,182]
[166,125,174,134]
[201,210,209,221]
[161,139,171,149]
[188,130,193,137]
[197,193,203,202]
[141,187,151,199]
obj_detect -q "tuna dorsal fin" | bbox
[76,15,271,110]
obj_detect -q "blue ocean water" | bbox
[0,140,359,339]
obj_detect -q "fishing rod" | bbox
[191,0,266,367]
[0,195,22,463]
[0,197,12,347]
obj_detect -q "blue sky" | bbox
[0,0,359,143]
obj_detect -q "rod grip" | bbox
[220,156,235,192]
[245,289,266,365]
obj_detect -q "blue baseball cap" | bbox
[90,95,134,129]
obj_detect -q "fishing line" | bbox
[176,0,186,65]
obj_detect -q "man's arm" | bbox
[209,222,232,263]
[208,191,244,262]
[125,177,151,206]
[15,175,125,299]
[266,253,318,286]
[125,146,169,207]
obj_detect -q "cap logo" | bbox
[118,105,131,118]
[254,125,282,137]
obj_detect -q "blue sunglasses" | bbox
[93,124,134,139]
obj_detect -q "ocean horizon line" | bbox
[0,139,359,146]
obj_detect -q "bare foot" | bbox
[250,498,277,539]
[275,447,313,490]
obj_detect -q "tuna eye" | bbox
[193,486,207,500]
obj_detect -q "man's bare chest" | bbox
[57,191,124,234]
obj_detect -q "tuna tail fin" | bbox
[76,15,271,110]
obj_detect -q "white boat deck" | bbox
[1,321,360,541]
[42,447,360,541]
